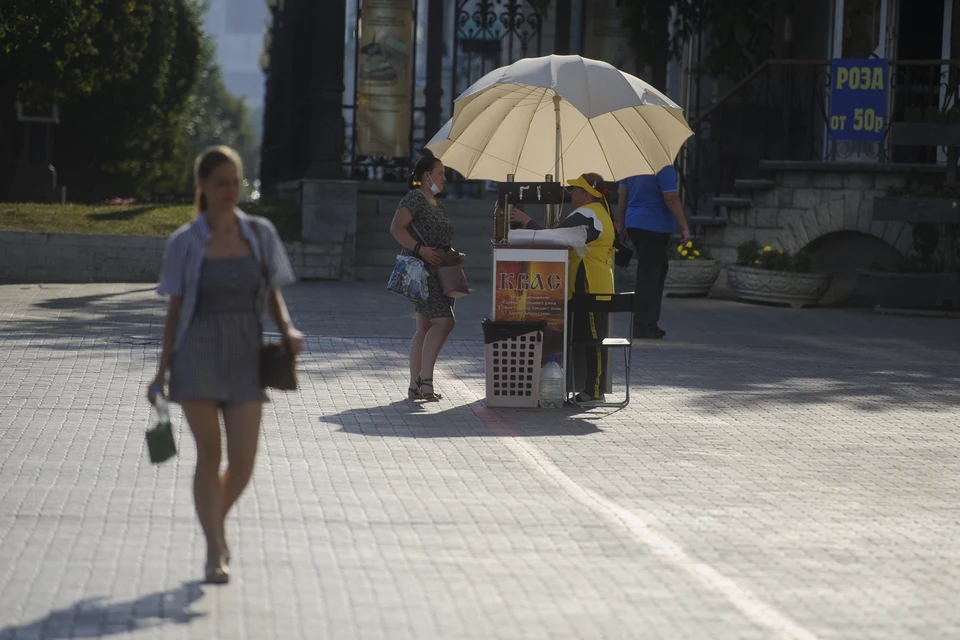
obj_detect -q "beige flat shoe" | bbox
[205,556,230,585]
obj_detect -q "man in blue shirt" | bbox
[618,165,690,339]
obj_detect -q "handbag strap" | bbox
[410,222,428,247]
[251,222,271,289]
[250,221,288,347]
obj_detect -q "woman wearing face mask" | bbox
[389,150,465,402]
[511,173,616,403]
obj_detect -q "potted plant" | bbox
[858,127,960,307]
[663,238,721,296]
[726,240,832,308]
[856,222,960,308]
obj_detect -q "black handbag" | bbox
[253,224,298,391]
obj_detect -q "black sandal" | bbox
[416,376,442,402]
[408,383,423,399]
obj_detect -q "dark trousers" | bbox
[571,265,607,397]
[627,228,671,329]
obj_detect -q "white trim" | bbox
[940,0,954,163]
[569,205,602,235]
[875,0,889,57]
[942,0,953,67]
[831,0,845,59]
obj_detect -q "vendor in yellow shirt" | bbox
[511,172,615,403]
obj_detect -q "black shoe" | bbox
[574,392,606,403]
[634,325,665,339]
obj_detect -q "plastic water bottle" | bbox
[539,357,565,408]
[154,395,170,426]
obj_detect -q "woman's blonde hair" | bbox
[194,145,244,215]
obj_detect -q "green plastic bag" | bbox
[146,397,177,464]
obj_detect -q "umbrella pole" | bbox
[551,94,562,228]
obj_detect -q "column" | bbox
[423,0,445,141]
[305,0,347,178]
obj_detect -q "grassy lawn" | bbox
[0,201,302,241]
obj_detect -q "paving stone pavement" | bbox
[1,280,959,639]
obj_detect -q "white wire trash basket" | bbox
[482,319,546,408]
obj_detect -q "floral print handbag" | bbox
[387,254,430,302]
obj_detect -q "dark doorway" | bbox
[896,0,944,60]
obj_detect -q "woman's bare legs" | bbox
[409,314,431,389]
[220,401,262,558]
[418,317,455,394]
[181,401,227,578]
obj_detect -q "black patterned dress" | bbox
[399,189,455,319]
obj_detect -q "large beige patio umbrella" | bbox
[425,54,693,182]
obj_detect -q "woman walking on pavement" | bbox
[147,146,303,584]
[618,165,690,339]
[390,150,465,402]
[512,173,616,403]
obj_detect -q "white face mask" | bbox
[427,175,441,195]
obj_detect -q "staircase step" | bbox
[734,179,776,191]
[687,215,728,228]
[711,195,753,209]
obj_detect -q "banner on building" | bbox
[356,0,413,157]
[829,58,888,142]
[494,251,568,367]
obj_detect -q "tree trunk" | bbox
[0,81,18,201]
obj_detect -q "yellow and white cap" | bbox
[565,174,603,198]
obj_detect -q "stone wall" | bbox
[707,166,921,262]
[0,231,309,284]
[702,162,947,294]
[0,232,167,283]
[276,178,359,280]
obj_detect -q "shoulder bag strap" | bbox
[250,220,286,347]
[410,222,428,247]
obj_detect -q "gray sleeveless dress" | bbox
[169,256,265,405]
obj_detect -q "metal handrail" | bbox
[679,59,960,217]
[690,59,959,127]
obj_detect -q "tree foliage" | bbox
[0,0,156,197]
[181,34,258,182]
[623,0,776,84]
[52,0,202,198]
[0,0,152,103]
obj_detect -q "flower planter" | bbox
[664,259,721,297]
[873,196,960,224]
[726,265,832,309]
[855,270,960,307]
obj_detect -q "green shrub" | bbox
[241,200,302,242]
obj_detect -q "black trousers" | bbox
[571,265,607,397]
[627,228,672,328]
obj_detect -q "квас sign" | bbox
[829,59,888,142]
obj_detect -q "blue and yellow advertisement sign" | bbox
[829,59,888,142]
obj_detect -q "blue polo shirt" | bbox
[619,166,678,233]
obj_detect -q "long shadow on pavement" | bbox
[322,399,602,438]
[32,287,157,310]
[0,580,205,639]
